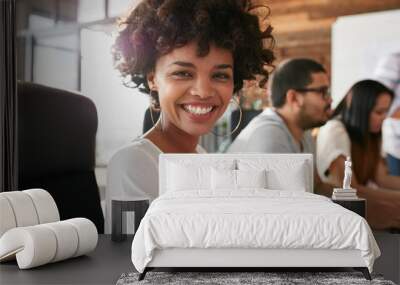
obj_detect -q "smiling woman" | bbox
[144,41,234,150]
[104,0,275,233]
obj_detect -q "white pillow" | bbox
[238,159,308,191]
[211,168,267,190]
[236,169,267,189]
[211,168,236,190]
[167,163,210,191]
[166,159,235,192]
[267,163,307,191]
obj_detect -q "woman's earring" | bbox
[229,97,243,135]
[149,90,160,126]
[149,104,156,126]
[212,97,242,137]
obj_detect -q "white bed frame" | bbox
[140,154,370,280]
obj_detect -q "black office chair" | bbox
[17,82,104,233]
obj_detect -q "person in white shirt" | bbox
[382,100,400,175]
[317,79,400,229]
[104,0,275,233]
[373,52,400,175]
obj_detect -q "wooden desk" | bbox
[0,235,133,285]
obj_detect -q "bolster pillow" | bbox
[0,189,60,237]
[0,218,98,269]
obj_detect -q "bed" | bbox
[131,154,380,280]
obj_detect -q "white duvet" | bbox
[131,190,380,273]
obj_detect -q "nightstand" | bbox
[112,199,149,242]
[332,198,366,218]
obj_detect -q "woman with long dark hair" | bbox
[317,79,400,229]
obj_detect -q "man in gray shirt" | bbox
[227,58,333,195]
[228,108,316,154]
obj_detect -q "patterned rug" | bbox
[116,271,395,285]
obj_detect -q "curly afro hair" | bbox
[113,0,275,106]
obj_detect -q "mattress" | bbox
[131,190,380,273]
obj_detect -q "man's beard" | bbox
[298,105,331,130]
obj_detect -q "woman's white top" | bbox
[373,52,400,160]
[382,118,400,159]
[104,138,205,233]
[316,120,351,184]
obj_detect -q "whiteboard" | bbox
[331,9,400,109]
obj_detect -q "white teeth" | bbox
[183,105,213,115]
